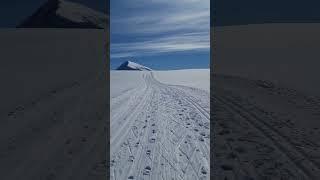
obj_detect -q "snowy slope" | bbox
[214,23,320,96]
[18,0,108,28]
[213,23,320,179]
[116,61,152,71]
[110,71,146,98]
[0,28,107,179]
[154,69,210,92]
[110,70,210,180]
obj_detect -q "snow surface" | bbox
[0,28,107,115]
[154,69,210,92]
[213,23,320,179]
[214,23,320,96]
[0,28,107,179]
[110,71,146,99]
[110,70,210,180]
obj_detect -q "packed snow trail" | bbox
[110,72,210,180]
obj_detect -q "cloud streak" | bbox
[111,0,210,59]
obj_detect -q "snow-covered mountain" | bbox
[17,0,108,29]
[116,61,152,71]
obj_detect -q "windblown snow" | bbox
[110,70,210,180]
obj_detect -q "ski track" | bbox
[110,72,210,180]
[214,88,320,179]
[212,83,320,179]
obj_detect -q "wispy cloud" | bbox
[111,0,210,59]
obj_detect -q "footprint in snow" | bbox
[133,141,139,147]
[143,166,151,175]
[201,167,207,174]
[128,155,134,162]
[149,138,156,143]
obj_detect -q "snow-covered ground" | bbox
[110,70,210,180]
[214,23,320,96]
[213,23,320,179]
[0,29,107,179]
[154,69,210,92]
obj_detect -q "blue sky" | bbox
[111,0,210,70]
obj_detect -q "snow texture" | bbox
[213,23,320,179]
[110,70,210,180]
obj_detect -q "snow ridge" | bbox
[18,0,108,29]
[117,61,152,71]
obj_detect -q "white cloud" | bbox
[111,0,210,58]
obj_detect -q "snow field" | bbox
[110,71,210,180]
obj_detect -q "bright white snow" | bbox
[110,70,210,180]
[153,69,210,92]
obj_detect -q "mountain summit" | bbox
[17,0,108,29]
[116,61,152,71]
